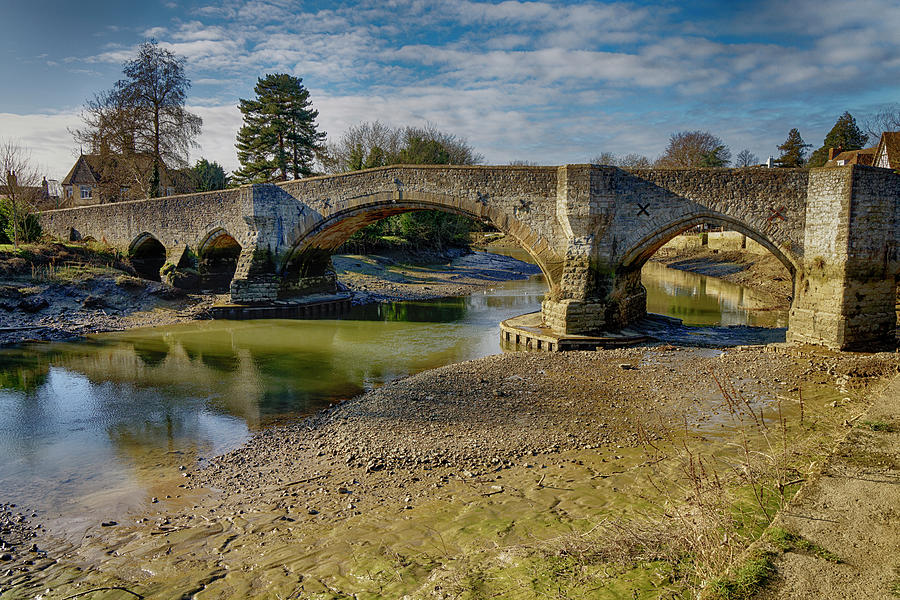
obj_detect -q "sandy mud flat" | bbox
[2,345,897,598]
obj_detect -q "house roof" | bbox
[874,131,900,169]
[61,153,171,187]
[61,154,102,186]
[824,146,877,167]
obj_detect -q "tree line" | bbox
[590,109,879,171]
[3,39,898,252]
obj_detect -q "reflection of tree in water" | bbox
[350,298,469,323]
[245,344,366,418]
[131,339,170,367]
[257,379,364,420]
[106,410,208,483]
[199,350,240,373]
[0,357,50,393]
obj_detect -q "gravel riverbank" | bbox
[3,345,897,598]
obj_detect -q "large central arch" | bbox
[279,190,564,297]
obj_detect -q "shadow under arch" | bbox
[281,190,563,291]
[197,227,242,291]
[620,213,799,277]
[129,232,167,281]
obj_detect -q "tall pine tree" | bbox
[807,112,868,167]
[234,74,325,183]
[776,129,811,168]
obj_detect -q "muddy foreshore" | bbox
[3,240,899,598]
[2,344,898,598]
[0,250,539,347]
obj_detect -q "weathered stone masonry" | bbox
[40,164,899,350]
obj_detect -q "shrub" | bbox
[0,198,41,244]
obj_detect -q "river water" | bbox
[0,260,787,530]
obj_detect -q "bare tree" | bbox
[590,152,651,168]
[735,149,759,167]
[0,139,42,247]
[656,131,731,168]
[75,90,153,199]
[862,104,900,140]
[591,152,619,166]
[618,153,652,168]
[322,121,483,173]
[74,41,202,198]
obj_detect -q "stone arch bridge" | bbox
[41,164,900,350]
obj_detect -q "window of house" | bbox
[165,187,175,197]
[837,160,846,166]
[65,187,72,198]
[120,186,130,197]
[80,186,92,199]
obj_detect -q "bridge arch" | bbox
[281,190,563,291]
[620,212,799,277]
[197,228,242,291]
[128,232,167,281]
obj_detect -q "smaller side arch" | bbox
[197,227,242,292]
[620,213,799,276]
[128,232,167,281]
[198,227,239,257]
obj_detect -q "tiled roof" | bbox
[824,146,876,167]
[61,153,169,186]
[61,155,102,186]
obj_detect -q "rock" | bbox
[0,553,11,561]
[165,268,201,291]
[81,295,107,309]
[100,521,117,527]
[618,363,636,370]
[18,297,49,313]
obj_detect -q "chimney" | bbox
[42,177,49,197]
[828,146,842,161]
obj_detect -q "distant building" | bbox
[0,177,62,210]
[60,153,188,206]
[873,131,900,169]
[824,131,900,169]
[824,146,876,167]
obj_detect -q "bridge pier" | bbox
[786,168,899,350]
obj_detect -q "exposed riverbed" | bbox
[6,255,883,599]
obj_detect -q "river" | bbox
[0,259,787,534]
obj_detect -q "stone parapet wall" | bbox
[40,188,249,260]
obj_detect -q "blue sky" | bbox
[2,0,899,178]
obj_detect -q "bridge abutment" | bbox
[787,167,899,350]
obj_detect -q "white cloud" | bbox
[8,0,900,180]
[0,111,82,179]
